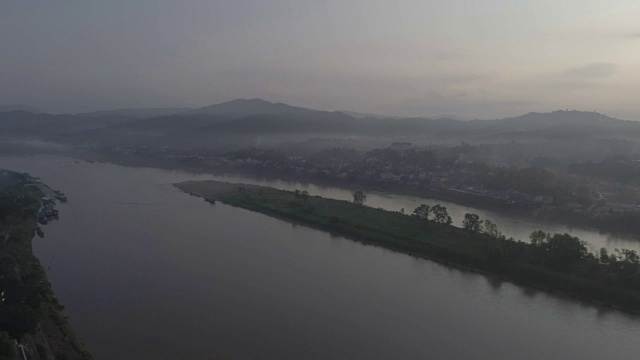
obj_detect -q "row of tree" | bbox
[461,213,503,239]
[295,189,640,309]
[340,193,640,292]
[460,212,640,289]
[293,190,310,201]
[411,204,640,284]
[412,204,452,224]
[411,203,500,232]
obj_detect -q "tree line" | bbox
[411,202,640,294]
[295,189,640,306]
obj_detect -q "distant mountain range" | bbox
[77,98,315,119]
[0,104,43,114]
[0,111,132,139]
[1,98,639,155]
[192,98,313,117]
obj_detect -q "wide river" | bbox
[1,155,639,359]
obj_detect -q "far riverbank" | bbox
[73,148,640,241]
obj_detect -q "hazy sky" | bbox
[1,1,639,119]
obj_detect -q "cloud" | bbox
[563,62,617,78]
[631,33,640,39]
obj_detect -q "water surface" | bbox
[1,155,638,360]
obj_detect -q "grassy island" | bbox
[0,170,91,360]
[176,180,640,315]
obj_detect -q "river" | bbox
[1,155,639,359]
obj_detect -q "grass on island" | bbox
[176,180,640,315]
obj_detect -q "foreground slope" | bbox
[0,170,91,360]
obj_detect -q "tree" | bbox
[412,204,430,220]
[0,332,16,360]
[529,230,549,247]
[55,351,73,360]
[294,190,309,201]
[599,247,610,264]
[543,233,588,269]
[616,248,640,264]
[615,248,640,275]
[462,213,481,233]
[352,190,366,205]
[0,195,19,223]
[0,304,41,340]
[430,204,452,225]
[481,219,502,238]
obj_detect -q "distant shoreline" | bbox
[1,149,640,241]
[70,147,640,240]
[2,148,637,240]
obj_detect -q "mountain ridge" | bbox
[2,99,638,153]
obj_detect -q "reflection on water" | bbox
[0,155,639,360]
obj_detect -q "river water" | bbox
[1,155,639,359]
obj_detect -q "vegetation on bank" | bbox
[82,146,640,237]
[0,170,91,360]
[176,180,640,314]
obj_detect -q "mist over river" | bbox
[1,155,639,360]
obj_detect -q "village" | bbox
[24,178,67,238]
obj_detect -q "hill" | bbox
[0,111,133,140]
[3,99,640,157]
[191,98,314,117]
[0,104,43,113]
[80,107,190,119]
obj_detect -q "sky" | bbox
[1,1,639,119]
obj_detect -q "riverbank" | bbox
[71,147,640,240]
[176,180,640,315]
[0,170,91,359]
